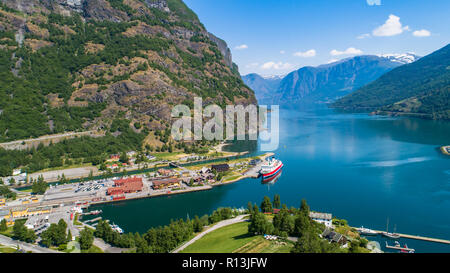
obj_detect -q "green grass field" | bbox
[0,244,18,253]
[180,222,293,253]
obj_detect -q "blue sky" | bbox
[184,0,450,76]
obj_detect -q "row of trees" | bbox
[93,207,241,253]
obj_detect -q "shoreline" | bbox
[89,152,274,206]
[5,152,274,210]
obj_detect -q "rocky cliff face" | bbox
[0,0,255,141]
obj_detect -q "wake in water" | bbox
[358,157,432,168]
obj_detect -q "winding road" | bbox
[0,234,60,253]
[172,214,249,253]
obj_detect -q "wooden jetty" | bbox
[84,217,102,224]
[352,227,450,245]
[385,241,415,252]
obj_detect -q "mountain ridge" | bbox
[332,44,450,120]
[242,54,420,105]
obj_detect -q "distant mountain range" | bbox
[242,53,420,105]
[332,44,450,120]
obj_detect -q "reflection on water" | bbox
[357,157,433,167]
[262,170,283,185]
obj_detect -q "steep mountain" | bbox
[332,44,450,120]
[241,73,283,104]
[0,0,255,143]
[243,54,419,105]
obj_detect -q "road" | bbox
[172,214,249,253]
[0,234,60,253]
[93,238,127,253]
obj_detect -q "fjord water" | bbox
[91,106,450,252]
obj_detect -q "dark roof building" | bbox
[211,164,230,172]
[322,228,347,245]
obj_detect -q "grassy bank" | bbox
[180,222,292,253]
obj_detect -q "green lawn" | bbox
[180,222,293,253]
[181,222,256,253]
[0,244,18,253]
[81,245,103,253]
[0,227,13,237]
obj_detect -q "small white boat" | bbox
[357,226,378,236]
[110,223,124,234]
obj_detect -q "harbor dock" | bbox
[353,227,450,245]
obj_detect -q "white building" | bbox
[309,212,333,228]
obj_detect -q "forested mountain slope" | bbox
[0,0,255,143]
[332,44,450,120]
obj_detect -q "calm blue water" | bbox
[90,106,450,252]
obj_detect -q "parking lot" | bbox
[43,180,114,201]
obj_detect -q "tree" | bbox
[247,201,253,214]
[273,194,281,209]
[273,207,295,235]
[67,229,72,242]
[291,232,322,253]
[300,199,310,215]
[12,220,36,243]
[248,212,273,235]
[260,196,273,213]
[0,219,7,232]
[31,175,48,194]
[193,216,203,232]
[119,152,129,163]
[40,219,68,247]
[8,177,15,186]
[79,227,94,250]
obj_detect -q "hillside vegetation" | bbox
[0,0,255,143]
[332,44,450,120]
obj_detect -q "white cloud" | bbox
[261,61,294,70]
[372,14,409,37]
[357,33,371,39]
[366,0,381,6]
[280,50,286,54]
[413,29,431,37]
[327,59,339,64]
[330,47,363,56]
[235,44,248,50]
[293,49,316,57]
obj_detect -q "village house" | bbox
[211,164,230,173]
[107,177,144,196]
[309,212,333,228]
[0,209,10,221]
[157,168,175,177]
[152,178,180,190]
[321,228,347,245]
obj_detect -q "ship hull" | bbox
[261,163,283,179]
